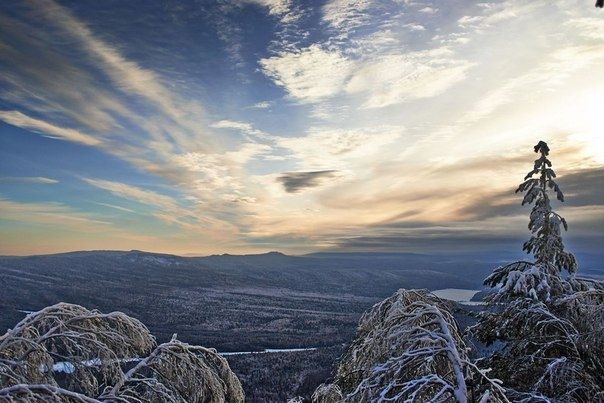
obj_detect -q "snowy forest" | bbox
[0,142,602,402]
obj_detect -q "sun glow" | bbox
[566,87,604,165]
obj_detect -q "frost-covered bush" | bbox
[0,303,244,403]
[103,336,244,402]
[315,289,506,402]
[475,141,604,401]
[0,303,154,396]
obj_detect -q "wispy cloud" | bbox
[0,176,59,184]
[29,0,200,133]
[259,0,472,109]
[322,0,373,33]
[0,0,264,241]
[94,202,136,214]
[248,101,272,109]
[83,178,185,216]
[345,50,472,108]
[457,1,540,30]
[210,119,272,141]
[260,45,354,103]
[0,111,101,146]
[0,197,110,227]
[278,126,402,169]
[243,0,299,23]
[418,7,437,14]
[81,175,249,240]
[460,45,604,125]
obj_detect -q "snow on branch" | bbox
[473,296,603,400]
[484,261,572,302]
[320,289,507,402]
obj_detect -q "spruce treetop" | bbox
[516,140,576,275]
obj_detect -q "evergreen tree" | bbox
[518,141,576,275]
[484,141,577,302]
[474,141,604,402]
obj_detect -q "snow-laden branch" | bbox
[473,295,603,400]
[316,289,507,402]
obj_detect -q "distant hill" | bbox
[0,250,601,351]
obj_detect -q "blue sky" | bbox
[1,0,603,256]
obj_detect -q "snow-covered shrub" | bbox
[0,303,244,403]
[317,289,506,402]
[0,303,154,396]
[103,335,244,402]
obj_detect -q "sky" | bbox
[1,0,603,257]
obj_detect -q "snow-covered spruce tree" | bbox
[484,141,577,302]
[0,303,244,403]
[312,289,507,402]
[474,141,604,401]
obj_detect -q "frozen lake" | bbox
[432,288,484,305]
[52,347,319,373]
[220,347,317,356]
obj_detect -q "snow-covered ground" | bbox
[432,288,484,305]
